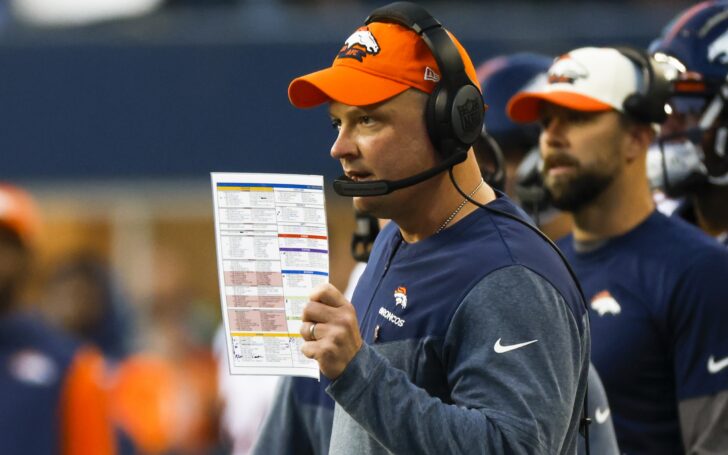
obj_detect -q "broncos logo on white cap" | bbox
[548,56,589,84]
[708,29,728,65]
[338,28,380,62]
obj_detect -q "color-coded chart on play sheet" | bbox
[211,173,327,378]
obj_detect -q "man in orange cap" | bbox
[508,46,728,454]
[254,3,590,454]
[0,183,116,455]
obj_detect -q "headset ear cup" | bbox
[623,93,646,120]
[616,46,671,124]
[451,84,485,146]
[428,84,484,159]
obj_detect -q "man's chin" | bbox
[547,182,607,212]
[353,195,387,218]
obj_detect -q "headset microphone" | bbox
[332,148,468,197]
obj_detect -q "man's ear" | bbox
[624,122,654,163]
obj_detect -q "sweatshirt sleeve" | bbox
[327,265,588,454]
[671,249,728,453]
[251,376,334,455]
[579,364,620,455]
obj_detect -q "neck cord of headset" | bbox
[436,179,484,234]
[447,166,592,455]
[447,166,587,299]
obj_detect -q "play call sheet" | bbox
[211,173,327,379]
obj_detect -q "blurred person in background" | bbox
[476,52,573,241]
[131,244,220,455]
[40,252,137,454]
[39,245,221,454]
[649,0,728,248]
[0,183,116,455]
[508,46,728,454]
[478,52,619,455]
[212,325,279,454]
[42,252,134,361]
[40,252,179,455]
[115,245,220,455]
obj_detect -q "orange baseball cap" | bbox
[0,183,41,247]
[288,21,480,108]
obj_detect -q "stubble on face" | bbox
[539,107,624,212]
[543,155,617,211]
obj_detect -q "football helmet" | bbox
[649,1,728,196]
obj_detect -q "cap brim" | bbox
[507,91,613,123]
[289,65,411,108]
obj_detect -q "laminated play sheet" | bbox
[211,172,327,378]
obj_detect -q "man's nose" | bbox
[330,126,357,160]
[541,116,568,150]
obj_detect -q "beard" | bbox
[542,154,616,212]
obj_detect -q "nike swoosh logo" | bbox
[708,355,728,374]
[494,338,538,354]
[595,407,610,424]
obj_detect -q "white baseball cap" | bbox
[507,47,643,123]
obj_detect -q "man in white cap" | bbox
[508,46,728,454]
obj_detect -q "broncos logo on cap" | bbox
[338,28,380,62]
[548,55,589,84]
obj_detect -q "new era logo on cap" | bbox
[424,67,440,82]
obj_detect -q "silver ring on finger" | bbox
[309,322,318,341]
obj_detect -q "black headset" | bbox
[472,127,507,191]
[351,210,381,263]
[333,2,485,197]
[615,46,672,124]
[365,2,484,157]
